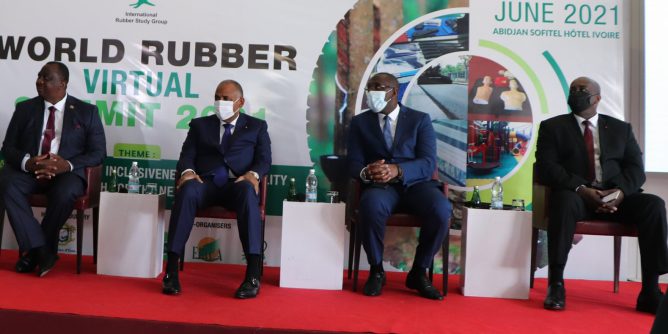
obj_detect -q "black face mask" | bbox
[568,91,595,114]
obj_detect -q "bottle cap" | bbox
[132,161,138,165]
[309,169,315,173]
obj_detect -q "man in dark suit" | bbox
[536,76,668,312]
[0,61,106,276]
[162,80,271,299]
[347,72,451,300]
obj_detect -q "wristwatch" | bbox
[249,171,260,181]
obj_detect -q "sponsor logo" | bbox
[58,223,76,246]
[115,0,168,26]
[192,237,222,262]
[129,0,156,9]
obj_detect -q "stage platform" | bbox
[0,250,658,333]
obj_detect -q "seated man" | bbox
[535,76,668,313]
[347,72,451,300]
[0,61,106,276]
[162,79,271,299]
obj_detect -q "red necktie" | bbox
[40,106,56,154]
[582,120,595,182]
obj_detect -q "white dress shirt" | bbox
[573,113,602,185]
[21,94,69,172]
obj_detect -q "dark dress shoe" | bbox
[162,273,181,295]
[15,254,38,273]
[544,282,566,310]
[405,271,443,300]
[637,289,663,314]
[363,271,386,296]
[235,277,260,299]
[37,253,59,277]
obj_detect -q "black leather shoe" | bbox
[544,282,566,310]
[162,273,181,295]
[636,289,663,314]
[235,277,260,299]
[405,271,443,300]
[37,253,59,277]
[363,271,386,296]
[15,253,38,273]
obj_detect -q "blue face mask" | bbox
[366,90,391,113]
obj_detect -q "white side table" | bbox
[280,201,345,290]
[97,192,165,278]
[460,207,532,299]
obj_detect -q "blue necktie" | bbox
[213,123,233,187]
[383,115,393,151]
[220,123,234,152]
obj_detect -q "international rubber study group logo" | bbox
[129,0,155,9]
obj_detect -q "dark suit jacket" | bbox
[1,95,107,183]
[535,113,645,196]
[347,105,436,187]
[176,113,271,178]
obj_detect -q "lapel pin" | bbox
[69,105,74,109]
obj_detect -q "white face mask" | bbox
[366,90,390,113]
[214,98,239,120]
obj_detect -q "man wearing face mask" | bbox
[162,80,271,298]
[536,76,668,313]
[347,72,451,300]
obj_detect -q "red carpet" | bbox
[0,250,658,333]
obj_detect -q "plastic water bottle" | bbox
[305,169,318,202]
[490,176,504,210]
[128,161,141,194]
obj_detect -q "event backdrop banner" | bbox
[0,0,625,276]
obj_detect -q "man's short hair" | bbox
[220,79,244,97]
[370,72,399,88]
[46,61,69,83]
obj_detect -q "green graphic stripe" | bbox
[542,51,569,99]
[479,40,549,115]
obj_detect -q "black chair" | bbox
[0,165,102,274]
[179,175,268,274]
[531,164,637,293]
[346,171,451,295]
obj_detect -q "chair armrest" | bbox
[345,178,361,230]
[85,165,103,207]
[259,175,268,212]
[532,182,549,230]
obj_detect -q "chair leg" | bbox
[0,206,5,257]
[428,261,434,282]
[352,220,362,292]
[443,232,450,296]
[93,207,99,264]
[530,228,538,289]
[261,218,266,277]
[347,221,355,280]
[179,249,185,271]
[614,236,621,293]
[76,209,84,274]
